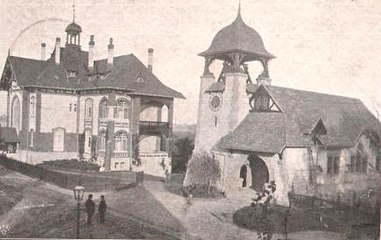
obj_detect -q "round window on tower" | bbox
[209,94,223,112]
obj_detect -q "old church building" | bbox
[0,19,184,177]
[188,8,381,206]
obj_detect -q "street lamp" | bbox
[73,185,85,239]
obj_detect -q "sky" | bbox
[0,0,380,125]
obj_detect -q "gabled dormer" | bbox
[310,118,327,145]
[249,85,282,112]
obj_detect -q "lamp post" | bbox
[73,185,85,239]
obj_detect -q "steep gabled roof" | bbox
[217,84,381,153]
[3,47,184,99]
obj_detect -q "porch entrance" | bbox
[248,155,269,191]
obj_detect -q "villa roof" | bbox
[3,48,184,99]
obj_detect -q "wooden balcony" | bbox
[139,121,169,135]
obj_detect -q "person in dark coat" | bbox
[85,194,95,225]
[98,195,107,224]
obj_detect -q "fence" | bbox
[0,156,138,191]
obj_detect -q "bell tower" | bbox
[194,5,275,153]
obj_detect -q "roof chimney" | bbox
[55,38,61,65]
[107,38,114,70]
[148,48,153,72]
[41,43,46,61]
[88,35,95,71]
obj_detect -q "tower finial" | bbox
[72,0,76,23]
[238,0,241,18]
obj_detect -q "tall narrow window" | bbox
[327,154,339,175]
[30,96,36,117]
[11,96,20,131]
[376,156,381,171]
[114,132,128,151]
[333,157,340,174]
[350,156,355,172]
[116,99,129,119]
[362,157,368,173]
[85,99,93,120]
[29,129,34,147]
[99,131,106,151]
[214,116,218,127]
[99,99,108,118]
[355,155,362,172]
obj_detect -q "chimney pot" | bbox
[107,38,114,70]
[55,38,61,65]
[148,48,153,72]
[41,43,46,61]
[88,35,95,71]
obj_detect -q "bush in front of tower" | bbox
[184,151,221,195]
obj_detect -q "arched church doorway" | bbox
[249,155,269,191]
[239,165,247,187]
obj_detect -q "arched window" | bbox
[11,96,20,131]
[114,132,128,151]
[161,105,168,122]
[85,98,93,120]
[53,128,65,152]
[84,128,92,154]
[29,129,34,147]
[115,99,130,119]
[99,131,107,151]
[30,96,36,117]
[99,98,108,119]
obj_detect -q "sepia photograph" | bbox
[0,0,380,239]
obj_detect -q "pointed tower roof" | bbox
[199,6,275,62]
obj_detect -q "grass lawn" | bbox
[233,203,380,239]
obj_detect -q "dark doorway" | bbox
[239,165,247,187]
[249,155,269,191]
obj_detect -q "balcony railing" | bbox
[139,121,169,127]
[139,152,169,158]
[113,151,129,158]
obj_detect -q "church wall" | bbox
[283,148,313,196]
[218,151,289,206]
[316,134,381,206]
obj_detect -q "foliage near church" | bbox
[185,151,220,193]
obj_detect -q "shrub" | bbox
[185,151,220,194]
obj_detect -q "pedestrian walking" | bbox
[98,195,107,224]
[85,194,95,225]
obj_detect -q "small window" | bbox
[376,156,381,171]
[114,162,119,169]
[327,155,339,175]
[350,156,355,172]
[362,157,367,173]
[30,96,36,117]
[136,77,144,82]
[29,129,34,147]
[214,116,218,127]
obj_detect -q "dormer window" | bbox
[68,71,76,78]
[136,77,144,82]
[254,92,270,111]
